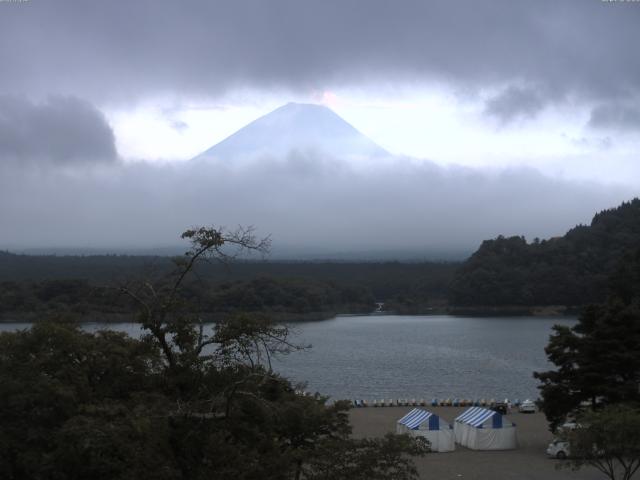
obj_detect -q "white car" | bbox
[519,399,536,413]
[547,439,570,459]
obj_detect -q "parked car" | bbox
[519,399,536,413]
[547,439,570,459]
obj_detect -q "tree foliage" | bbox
[450,198,640,307]
[566,404,640,480]
[0,226,425,479]
[0,276,376,320]
[535,247,640,430]
[303,434,429,480]
[0,251,456,319]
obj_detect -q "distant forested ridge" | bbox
[6,199,637,318]
[0,255,456,320]
[449,198,640,307]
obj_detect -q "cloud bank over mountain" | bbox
[1,0,639,129]
[1,1,638,196]
[0,147,633,257]
[0,92,635,257]
[0,101,634,257]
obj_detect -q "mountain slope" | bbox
[449,198,640,307]
[193,102,389,161]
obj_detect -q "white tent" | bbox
[396,408,455,452]
[454,407,517,450]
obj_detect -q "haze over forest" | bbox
[1,1,639,258]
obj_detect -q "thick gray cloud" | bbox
[588,103,640,130]
[0,1,636,255]
[0,95,117,164]
[0,153,633,257]
[0,0,638,108]
[484,86,545,123]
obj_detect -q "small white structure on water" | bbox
[454,407,517,450]
[396,408,455,452]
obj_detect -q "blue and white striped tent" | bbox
[454,407,517,450]
[396,408,455,452]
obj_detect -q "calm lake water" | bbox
[0,314,575,402]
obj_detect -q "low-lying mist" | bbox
[1,153,633,259]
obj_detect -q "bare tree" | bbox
[120,225,271,369]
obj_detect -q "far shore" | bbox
[0,306,580,324]
[0,310,341,324]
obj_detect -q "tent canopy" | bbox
[454,407,517,450]
[397,408,455,452]
[397,408,441,430]
[455,406,513,428]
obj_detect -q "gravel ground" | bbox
[349,406,604,480]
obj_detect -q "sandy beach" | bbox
[349,406,603,480]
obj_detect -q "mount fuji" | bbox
[193,102,389,162]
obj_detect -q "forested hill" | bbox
[449,198,640,307]
[0,253,457,319]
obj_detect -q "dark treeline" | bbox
[3,198,640,317]
[535,246,640,429]
[0,277,375,320]
[450,198,640,307]
[0,227,427,479]
[0,256,457,320]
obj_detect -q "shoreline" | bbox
[0,310,342,324]
[0,307,578,324]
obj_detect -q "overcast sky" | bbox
[0,0,638,254]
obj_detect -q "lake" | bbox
[0,314,575,402]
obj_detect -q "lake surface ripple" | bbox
[0,314,575,401]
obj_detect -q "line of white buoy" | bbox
[350,398,526,408]
[295,391,536,411]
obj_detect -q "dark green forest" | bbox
[535,247,640,430]
[3,204,640,475]
[2,198,640,319]
[0,255,456,320]
[449,198,640,308]
[531,246,640,479]
[0,228,427,479]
